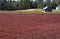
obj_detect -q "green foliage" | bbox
[0,0,56,10]
[36,0,44,9]
[44,1,51,6]
[37,5,44,9]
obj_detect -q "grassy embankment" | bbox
[0,9,60,14]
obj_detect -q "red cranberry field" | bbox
[0,14,60,39]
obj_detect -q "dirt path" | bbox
[0,14,60,39]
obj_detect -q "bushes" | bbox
[0,0,58,10]
[6,2,17,10]
[0,2,17,10]
[44,1,57,9]
[37,5,44,9]
[0,0,44,10]
[0,2,31,10]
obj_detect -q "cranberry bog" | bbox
[0,14,60,39]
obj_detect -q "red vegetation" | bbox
[0,14,60,39]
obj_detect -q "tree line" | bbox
[0,0,58,10]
